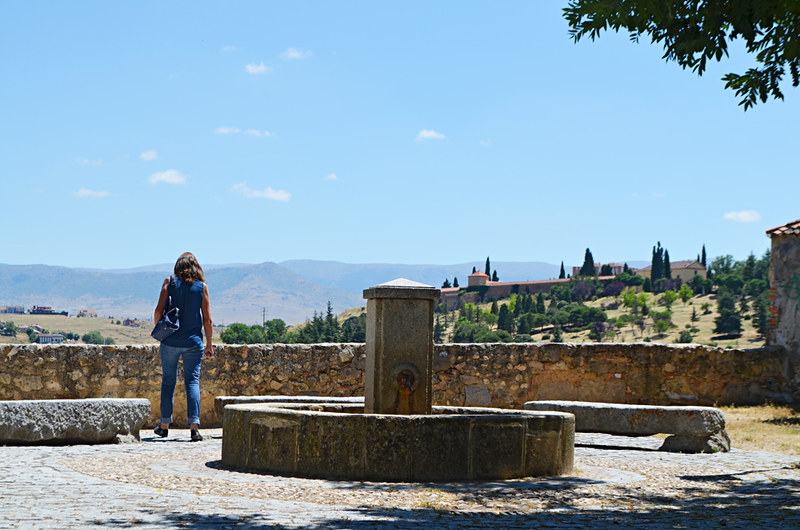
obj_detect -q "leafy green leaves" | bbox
[564,0,800,109]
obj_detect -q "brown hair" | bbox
[173,252,206,284]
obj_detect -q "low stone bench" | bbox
[524,400,730,453]
[214,395,363,423]
[0,398,151,445]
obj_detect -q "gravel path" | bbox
[2,429,799,528]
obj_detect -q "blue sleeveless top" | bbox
[162,277,205,350]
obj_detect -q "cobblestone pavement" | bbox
[2,429,799,529]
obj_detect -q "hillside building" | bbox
[439,275,615,311]
[632,260,706,283]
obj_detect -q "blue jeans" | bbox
[159,343,203,426]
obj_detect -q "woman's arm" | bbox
[154,277,170,322]
[202,283,214,357]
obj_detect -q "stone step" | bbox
[0,398,151,445]
[524,400,730,453]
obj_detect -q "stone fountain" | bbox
[222,279,574,481]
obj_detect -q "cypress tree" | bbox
[664,249,671,280]
[580,248,595,276]
[559,261,566,279]
[701,245,707,268]
[492,269,498,281]
[453,277,459,288]
[485,257,491,276]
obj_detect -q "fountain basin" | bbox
[222,403,574,482]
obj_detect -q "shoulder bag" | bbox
[151,276,181,341]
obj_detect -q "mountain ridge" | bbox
[0,259,650,325]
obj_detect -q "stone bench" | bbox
[0,398,151,445]
[524,400,730,453]
[214,395,363,423]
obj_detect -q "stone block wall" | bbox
[0,342,791,426]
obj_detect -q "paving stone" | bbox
[0,429,798,528]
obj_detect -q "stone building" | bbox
[766,219,800,399]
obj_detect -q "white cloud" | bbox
[724,210,761,223]
[245,62,272,74]
[282,47,312,60]
[233,183,290,201]
[480,139,492,147]
[215,126,241,134]
[244,129,274,137]
[652,192,666,198]
[221,45,237,53]
[149,169,188,185]
[75,158,102,166]
[140,149,158,161]
[415,129,446,141]
[323,173,337,181]
[74,188,111,199]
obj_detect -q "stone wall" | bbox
[0,342,791,426]
[768,231,800,400]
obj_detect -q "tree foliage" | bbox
[580,248,596,276]
[564,0,800,109]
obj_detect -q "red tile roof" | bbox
[766,219,800,237]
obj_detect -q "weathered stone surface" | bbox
[0,398,150,444]
[214,395,363,424]
[767,227,800,401]
[464,385,491,407]
[363,279,439,415]
[222,403,574,481]
[524,400,730,453]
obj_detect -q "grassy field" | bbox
[723,404,800,455]
[0,313,223,345]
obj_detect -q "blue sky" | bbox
[2,2,796,271]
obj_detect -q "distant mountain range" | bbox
[0,259,648,325]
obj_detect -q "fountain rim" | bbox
[224,402,575,421]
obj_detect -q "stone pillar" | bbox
[766,220,800,399]
[363,279,440,415]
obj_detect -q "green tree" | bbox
[564,0,800,109]
[676,330,693,343]
[753,291,770,337]
[453,277,459,288]
[559,261,566,279]
[324,302,341,342]
[714,288,743,335]
[497,304,515,333]
[492,269,499,282]
[580,248,595,276]
[0,321,17,336]
[442,278,451,288]
[490,300,499,315]
[664,249,672,280]
[661,290,678,309]
[651,242,664,284]
[536,292,546,313]
[82,330,113,344]
[701,244,707,268]
[264,318,288,343]
[485,256,491,276]
[678,283,694,303]
[600,264,612,276]
[433,315,444,343]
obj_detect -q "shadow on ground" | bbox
[91,473,800,529]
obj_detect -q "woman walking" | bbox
[153,252,214,441]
